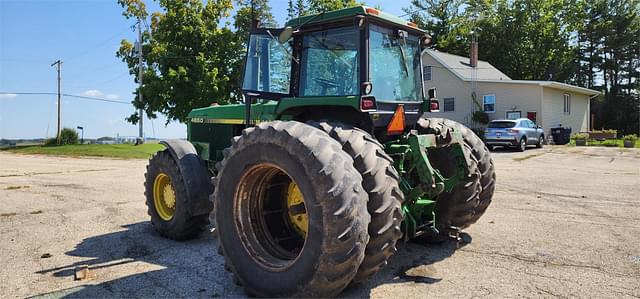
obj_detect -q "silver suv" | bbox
[485,118,544,151]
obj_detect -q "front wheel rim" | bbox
[153,173,176,221]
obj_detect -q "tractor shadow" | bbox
[340,233,472,298]
[33,221,470,298]
[32,221,244,298]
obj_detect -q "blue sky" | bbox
[0,0,412,139]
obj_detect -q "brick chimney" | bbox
[470,40,478,68]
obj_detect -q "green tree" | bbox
[306,0,360,14]
[60,128,79,145]
[117,0,244,124]
[405,0,465,53]
[287,0,296,19]
[296,0,306,16]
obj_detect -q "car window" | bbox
[528,120,536,128]
[488,121,516,128]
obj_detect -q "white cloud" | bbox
[105,94,120,100]
[0,93,17,99]
[82,89,104,97]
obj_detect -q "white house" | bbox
[423,49,600,137]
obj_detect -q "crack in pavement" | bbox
[498,207,640,221]
[0,168,114,178]
[535,286,568,298]
[461,248,640,279]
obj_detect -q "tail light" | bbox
[386,105,405,136]
[360,96,377,111]
[430,100,440,112]
[507,129,519,133]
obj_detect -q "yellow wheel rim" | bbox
[286,181,308,236]
[153,173,176,221]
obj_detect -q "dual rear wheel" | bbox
[144,119,495,297]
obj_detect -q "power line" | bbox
[64,24,137,63]
[65,72,131,89]
[0,92,130,105]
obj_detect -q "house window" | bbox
[563,94,571,114]
[506,111,521,120]
[443,97,454,112]
[423,66,432,81]
[483,94,496,113]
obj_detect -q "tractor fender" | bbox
[160,140,213,216]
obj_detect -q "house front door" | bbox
[527,111,537,123]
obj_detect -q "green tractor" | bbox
[144,6,495,297]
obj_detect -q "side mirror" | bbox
[278,27,294,44]
[427,87,437,99]
[361,82,372,95]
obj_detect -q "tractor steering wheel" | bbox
[313,78,339,95]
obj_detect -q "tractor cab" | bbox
[240,6,433,134]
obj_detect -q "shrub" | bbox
[472,111,490,124]
[59,128,79,145]
[590,129,617,134]
[44,138,57,146]
[623,134,638,141]
[572,133,589,140]
[601,140,619,147]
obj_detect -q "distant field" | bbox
[2,143,165,159]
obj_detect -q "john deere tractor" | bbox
[144,6,495,297]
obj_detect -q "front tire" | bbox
[214,121,370,297]
[417,118,496,233]
[144,150,209,240]
[537,135,544,148]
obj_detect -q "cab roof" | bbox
[285,6,425,34]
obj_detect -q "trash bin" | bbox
[551,127,572,145]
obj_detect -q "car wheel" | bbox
[536,135,544,148]
[517,137,526,152]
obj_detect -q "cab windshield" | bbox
[369,24,423,102]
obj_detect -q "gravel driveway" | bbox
[1,146,639,298]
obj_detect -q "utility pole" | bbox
[51,60,63,144]
[137,19,144,142]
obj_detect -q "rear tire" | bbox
[417,118,495,233]
[313,122,403,283]
[517,137,527,152]
[144,150,209,240]
[214,121,370,297]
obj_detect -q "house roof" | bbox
[476,80,601,96]
[424,49,512,81]
[424,49,600,96]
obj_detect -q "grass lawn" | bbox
[2,143,165,159]
[568,139,640,148]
